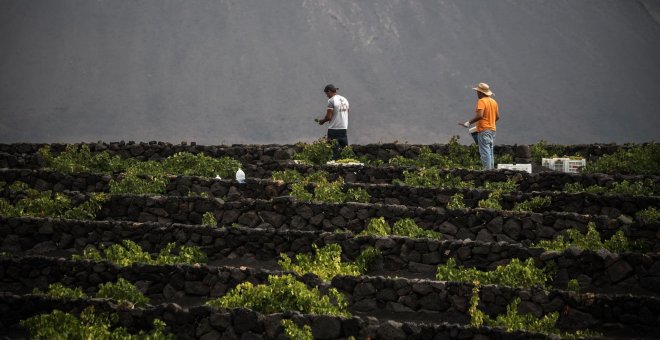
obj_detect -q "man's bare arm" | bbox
[319,108,333,125]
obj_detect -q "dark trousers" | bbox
[327,129,348,160]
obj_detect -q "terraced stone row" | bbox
[5,189,652,250]
[255,163,660,191]
[2,217,658,295]
[0,294,551,340]
[2,256,659,337]
[0,141,631,166]
[92,195,657,248]
[2,169,658,217]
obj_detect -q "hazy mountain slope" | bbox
[1,0,659,144]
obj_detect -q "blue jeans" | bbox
[477,130,496,170]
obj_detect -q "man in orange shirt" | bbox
[460,83,500,169]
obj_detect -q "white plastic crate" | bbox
[497,163,532,174]
[541,157,586,173]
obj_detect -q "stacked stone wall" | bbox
[2,217,658,295]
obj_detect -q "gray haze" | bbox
[1,0,659,145]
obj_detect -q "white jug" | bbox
[235,168,245,183]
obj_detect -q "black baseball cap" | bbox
[323,84,338,92]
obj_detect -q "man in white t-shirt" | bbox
[318,84,350,159]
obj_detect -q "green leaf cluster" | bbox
[338,145,371,165]
[202,211,218,227]
[583,143,660,175]
[469,284,600,339]
[294,139,335,165]
[388,136,481,169]
[272,169,306,183]
[477,191,502,210]
[359,217,442,239]
[566,279,580,294]
[447,193,467,210]
[497,154,514,164]
[563,180,656,196]
[0,185,106,220]
[534,222,631,253]
[281,319,313,340]
[20,306,174,340]
[96,278,150,307]
[291,177,370,204]
[436,258,550,289]
[39,145,241,179]
[159,152,241,178]
[34,279,150,307]
[512,196,552,212]
[109,171,168,195]
[72,240,207,266]
[636,207,660,224]
[530,140,574,164]
[206,274,350,317]
[394,168,475,189]
[38,145,125,174]
[279,243,380,281]
[32,283,87,299]
[483,179,519,193]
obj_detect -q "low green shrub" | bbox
[34,279,149,307]
[583,143,660,175]
[388,136,481,169]
[566,279,580,294]
[447,193,467,210]
[0,186,106,220]
[39,145,242,179]
[359,217,442,239]
[206,274,350,317]
[160,152,241,178]
[497,154,514,164]
[96,278,150,307]
[394,168,474,189]
[477,191,502,210]
[33,283,87,299]
[636,207,660,224]
[281,320,313,340]
[202,211,218,227]
[534,222,631,253]
[38,144,125,174]
[530,140,573,164]
[278,244,380,281]
[109,172,168,195]
[72,240,207,266]
[294,139,335,165]
[469,283,600,338]
[272,169,305,183]
[564,180,655,196]
[290,177,370,204]
[313,178,347,203]
[512,196,552,212]
[436,258,549,289]
[20,306,174,340]
[483,179,519,193]
[392,218,442,239]
[345,187,371,203]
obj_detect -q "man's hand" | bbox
[460,121,470,128]
[317,118,325,125]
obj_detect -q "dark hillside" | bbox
[1,0,659,144]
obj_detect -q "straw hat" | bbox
[472,83,493,96]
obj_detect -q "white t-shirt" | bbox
[327,94,349,129]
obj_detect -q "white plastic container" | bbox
[235,168,246,183]
[541,158,586,173]
[497,163,532,174]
